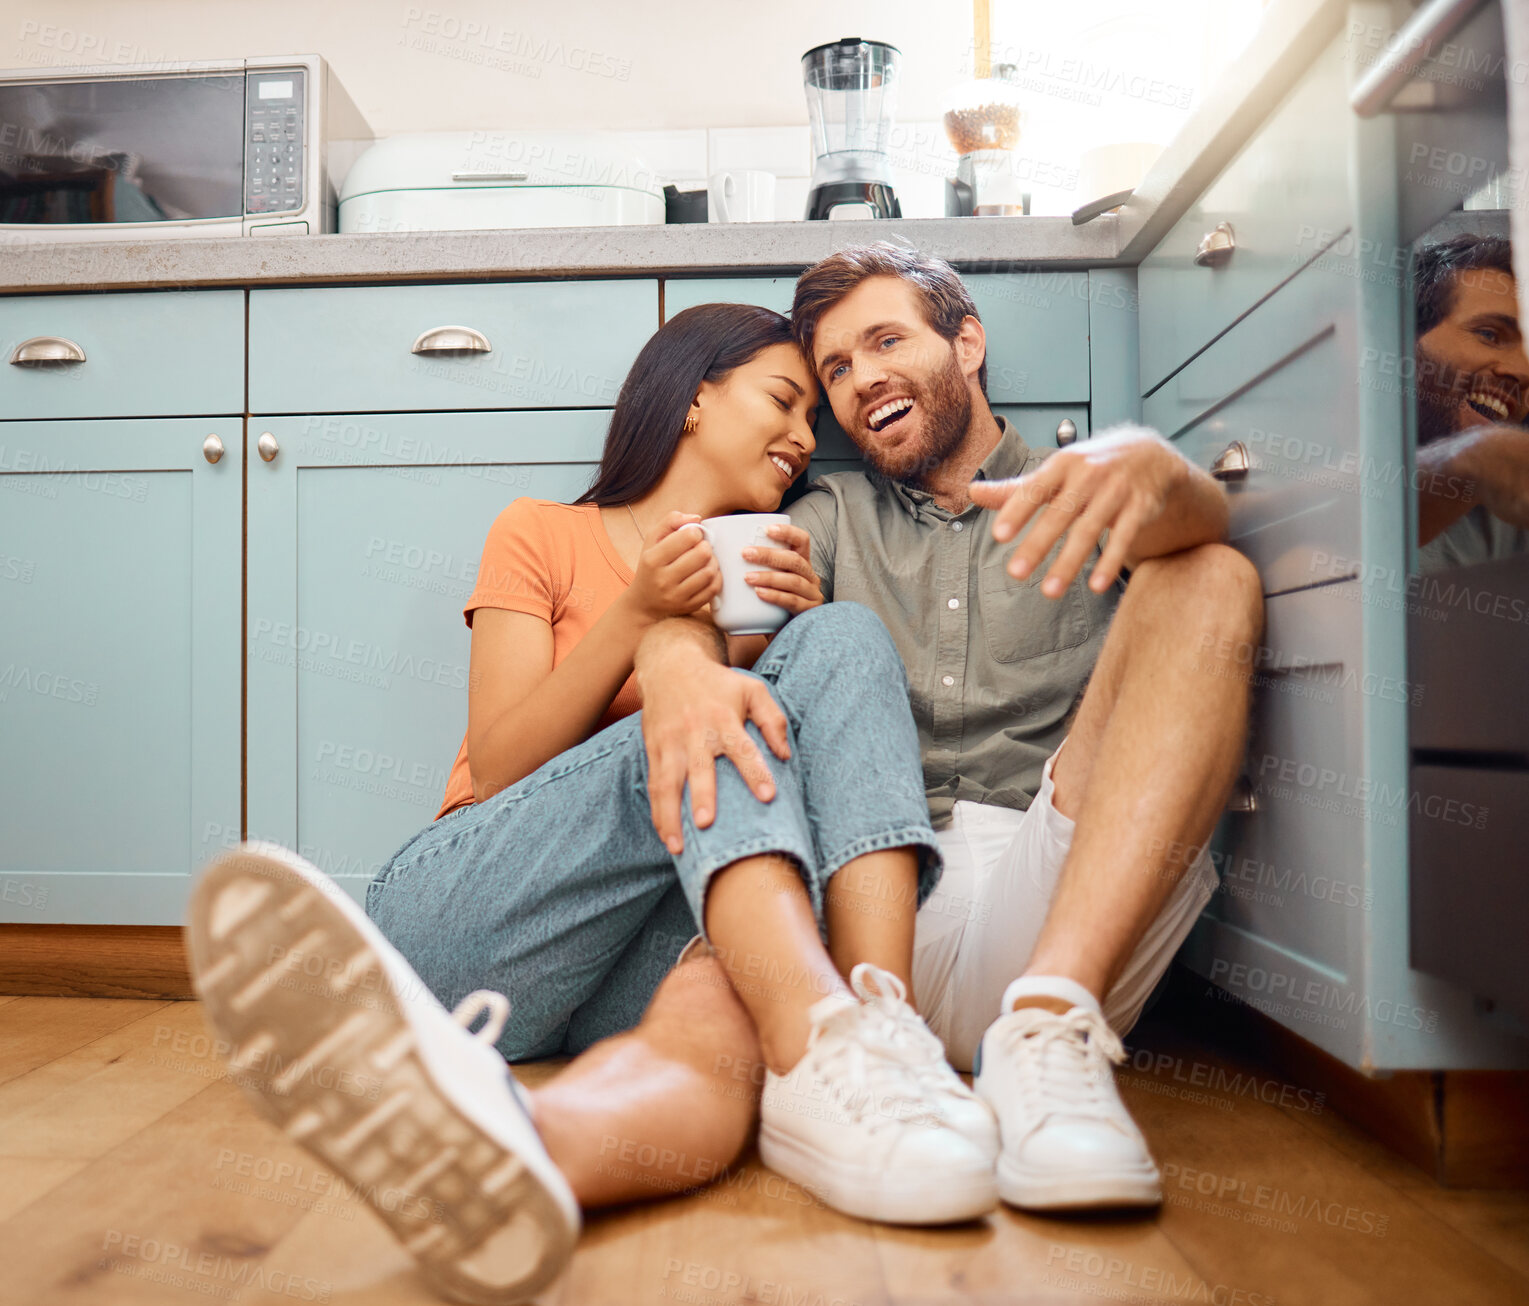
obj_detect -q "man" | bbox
[1411,232,1529,570]
[635,242,1264,1210]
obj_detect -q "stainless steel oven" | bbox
[0,54,371,238]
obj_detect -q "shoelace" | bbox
[801,997,938,1130]
[849,964,979,1102]
[990,1005,1127,1123]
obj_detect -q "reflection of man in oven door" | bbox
[1412,233,1529,571]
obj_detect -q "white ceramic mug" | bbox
[701,513,792,634]
[708,170,777,223]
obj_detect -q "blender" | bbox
[802,37,902,220]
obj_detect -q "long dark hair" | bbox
[575,302,796,506]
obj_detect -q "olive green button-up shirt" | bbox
[787,417,1120,828]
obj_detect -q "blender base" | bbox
[805,181,901,221]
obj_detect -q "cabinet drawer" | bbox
[250,280,658,413]
[666,271,1091,404]
[664,277,796,318]
[0,291,245,420]
[1208,582,1369,981]
[1138,37,1352,394]
[1144,253,1359,595]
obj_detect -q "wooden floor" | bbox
[1,992,1526,1306]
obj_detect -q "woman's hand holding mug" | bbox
[626,511,722,623]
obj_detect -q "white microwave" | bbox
[0,55,372,239]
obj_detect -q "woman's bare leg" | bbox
[822,847,919,1001]
[526,948,763,1208]
[703,848,920,1075]
[528,846,923,1206]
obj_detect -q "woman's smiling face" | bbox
[687,342,820,512]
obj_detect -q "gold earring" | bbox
[683,411,698,435]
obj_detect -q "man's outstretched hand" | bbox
[635,623,791,855]
[968,425,1223,596]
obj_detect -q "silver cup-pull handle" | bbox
[257,431,279,463]
[10,335,87,365]
[1055,418,1078,447]
[203,434,225,464]
[1226,774,1258,813]
[1210,440,1250,481]
[1194,221,1236,268]
[411,325,492,354]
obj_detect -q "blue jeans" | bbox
[364,602,941,1061]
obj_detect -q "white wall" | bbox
[3,1,975,132]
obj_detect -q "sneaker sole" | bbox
[997,1155,1162,1211]
[186,844,578,1306]
[758,1123,997,1224]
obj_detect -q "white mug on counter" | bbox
[708,170,776,223]
[701,513,792,634]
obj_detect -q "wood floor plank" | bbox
[1401,1188,1529,1280]
[0,997,173,1089]
[0,1077,334,1306]
[585,1142,891,1306]
[874,1207,1205,1306]
[3,997,1525,1305]
[1119,1021,1529,1306]
[0,1002,227,1162]
[0,1158,89,1223]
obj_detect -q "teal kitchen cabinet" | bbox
[1145,8,1527,1071]
[0,290,245,421]
[249,280,658,414]
[0,417,242,924]
[244,410,611,905]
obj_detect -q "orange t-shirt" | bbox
[433,499,638,820]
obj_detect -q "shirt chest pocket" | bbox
[977,561,1094,664]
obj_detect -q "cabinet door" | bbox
[246,410,608,904]
[0,419,241,923]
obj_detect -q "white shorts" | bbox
[911,743,1219,1072]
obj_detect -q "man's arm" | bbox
[634,615,791,855]
[1415,424,1529,544]
[967,424,1228,597]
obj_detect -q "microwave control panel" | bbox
[245,70,306,215]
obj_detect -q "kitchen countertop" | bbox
[0,0,1344,295]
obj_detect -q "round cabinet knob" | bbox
[257,431,280,462]
[202,434,225,464]
[1194,221,1236,268]
[1055,418,1078,447]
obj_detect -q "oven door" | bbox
[0,69,248,239]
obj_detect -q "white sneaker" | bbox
[758,988,998,1224]
[974,990,1161,1211]
[186,842,580,1305]
[849,963,1000,1158]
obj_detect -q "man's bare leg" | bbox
[528,948,763,1208]
[972,543,1262,1211]
[1018,543,1263,1004]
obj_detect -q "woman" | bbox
[186,305,995,1306]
